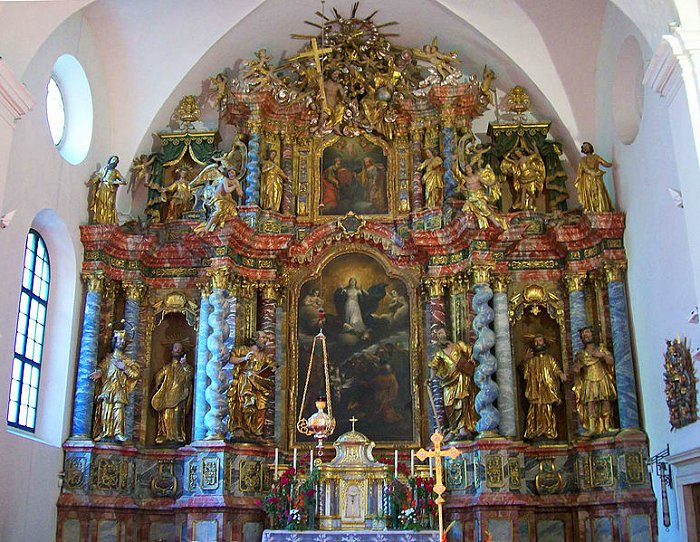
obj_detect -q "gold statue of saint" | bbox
[225,331,276,438]
[454,160,508,229]
[86,155,127,225]
[429,327,478,439]
[501,143,546,211]
[419,149,445,208]
[260,150,288,212]
[520,334,567,440]
[91,329,141,442]
[151,342,194,444]
[574,142,614,212]
[160,167,194,221]
[572,326,618,435]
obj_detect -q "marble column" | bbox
[424,277,447,432]
[245,121,262,206]
[440,111,457,200]
[281,132,294,214]
[411,128,425,210]
[259,282,279,440]
[123,281,145,441]
[471,265,500,435]
[70,271,104,439]
[564,273,588,355]
[193,283,211,442]
[491,275,515,437]
[605,262,641,430]
[204,268,230,439]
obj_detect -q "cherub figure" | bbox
[240,48,275,88]
[208,72,229,110]
[128,154,155,194]
[412,37,460,80]
[480,65,496,106]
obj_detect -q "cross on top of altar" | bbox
[350,416,358,431]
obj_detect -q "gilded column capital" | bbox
[196,278,212,298]
[259,281,281,301]
[440,108,455,128]
[123,281,146,301]
[410,127,423,142]
[491,274,510,293]
[423,277,447,298]
[248,119,262,133]
[470,264,493,285]
[604,261,627,283]
[82,271,105,293]
[449,275,466,295]
[208,267,231,291]
[240,277,258,298]
[563,272,587,293]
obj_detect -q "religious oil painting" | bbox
[320,136,389,216]
[296,253,414,443]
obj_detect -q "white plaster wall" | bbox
[0,12,111,542]
[597,5,700,540]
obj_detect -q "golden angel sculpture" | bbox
[151,342,194,444]
[429,327,478,439]
[575,142,614,212]
[91,329,141,442]
[572,326,618,435]
[501,143,546,211]
[520,334,567,440]
[86,155,127,225]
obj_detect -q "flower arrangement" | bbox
[258,460,319,531]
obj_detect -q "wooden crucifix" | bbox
[286,38,333,112]
[416,430,460,541]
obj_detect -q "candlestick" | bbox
[310,449,314,473]
[429,456,433,478]
[394,449,398,478]
[274,448,279,479]
[411,450,415,477]
[293,448,297,471]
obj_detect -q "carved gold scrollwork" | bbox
[604,261,627,283]
[485,455,505,488]
[83,271,105,293]
[123,281,146,301]
[563,272,587,293]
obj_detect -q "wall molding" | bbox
[0,58,34,128]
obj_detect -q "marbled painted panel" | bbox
[488,518,513,541]
[193,520,218,542]
[149,522,178,542]
[628,515,652,542]
[243,522,263,542]
[62,519,81,542]
[536,519,564,542]
[97,520,119,542]
[593,517,613,542]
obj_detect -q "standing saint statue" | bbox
[225,331,276,438]
[160,167,193,221]
[151,342,194,444]
[260,149,288,212]
[428,327,478,439]
[520,334,567,440]
[500,143,546,211]
[574,142,614,212]
[419,149,445,208]
[572,326,618,435]
[86,155,127,224]
[91,329,141,442]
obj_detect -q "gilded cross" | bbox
[349,416,358,431]
[416,430,460,539]
[286,38,333,110]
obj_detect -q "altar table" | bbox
[262,530,440,542]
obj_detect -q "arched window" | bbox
[7,230,50,432]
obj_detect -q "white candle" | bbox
[410,450,415,477]
[274,448,279,479]
[429,456,433,478]
[293,448,297,471]
[394,450,399,478]
[310,449,314,472]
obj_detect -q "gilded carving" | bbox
[123,281,146,301]
[471,264,493,285]
[445,458,466,489]
[65,457,86,490]
[591,455,614,487]
[82,271,105,293]
[94,457,130,491]
[604,261,626,283]
[491,274,510,293]
[239,460,264,493]
[485,455,505,488]
[150,461,179,498]
[563,273,587,293]
[508,457,521,489]
[188,461,198,491]
[201,457,220,490]
[625,452,645,485]
[663,336,698,430]
[535,458,562,495]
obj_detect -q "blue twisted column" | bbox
[123,281,145,442]
[441,115,457,200]
[204,268,230,439]
[491,275,515,437]
[70,272,105,438]
[564,273,588,355]
[471,266,500,435]
[193,284,211,442]
[605,262,641,430]
[245,123,261,206]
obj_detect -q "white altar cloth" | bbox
[262,530,440,542]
